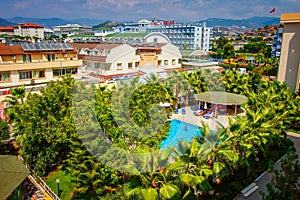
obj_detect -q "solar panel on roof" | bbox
[34,43,41,50]
[61,43,67,49]
[28,43,35,50]
[67,44,73,50]
[45,43,51,50]
[21,43,30,51]
[40,43,47,50]
[59,43,64,49]
[50,43,57,50]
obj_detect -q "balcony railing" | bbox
[0,60,82,71]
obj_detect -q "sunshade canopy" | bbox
[0,155,30,200]
[194,91,247,105]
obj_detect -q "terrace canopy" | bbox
[194,91,247,115]
[0,155,30,200]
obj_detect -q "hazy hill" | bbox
[3,16,280,29]
[199,16,280,28]
[6,17,105,28]
[0,18,15,26]
[92,21,124,30]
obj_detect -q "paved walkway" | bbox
[169,106,231,131]
[235,132,300,200]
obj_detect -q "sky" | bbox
[0,0,299,22]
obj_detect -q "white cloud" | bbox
[13,1,30,10]
[85,0,140,10]
[60,0,76,2]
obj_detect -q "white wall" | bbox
[159,43,182,68]
[106,44,139,74]
[194,27,202,50]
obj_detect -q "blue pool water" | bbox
[160,119,202,150]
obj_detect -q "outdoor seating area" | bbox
[194,91,247,116]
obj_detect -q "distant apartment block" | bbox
[272,28,282,57]
[0,42,82,89]
[0,26,14,36]
[14,23,45,39]
[0,24,44,39]
[113,19,151,33]
[278,12,300,93]
[94,29,115,37]
[53,24,93,36]
[146,22,212,51]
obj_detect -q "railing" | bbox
[18,156,60,200]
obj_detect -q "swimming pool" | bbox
[160,119,202,150]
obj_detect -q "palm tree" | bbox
[166,70,191,109]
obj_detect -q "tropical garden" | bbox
[0,59,299,200]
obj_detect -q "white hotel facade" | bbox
[112,20,212,52]
[146,22,212,52]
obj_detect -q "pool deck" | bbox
[169,106,233,131]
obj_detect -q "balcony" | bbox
[0,60,82,71]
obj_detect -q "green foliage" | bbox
[45,170,76,200]
[261,147,300,200]
[222,69,261,95]
[223,43,236,59]
[67,139,120,199]
[5,68,300,200]
[240,41,271,57]
[0,120,9,154]
[5,76,76,176]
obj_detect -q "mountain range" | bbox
[0,16,280,29]
[199,17,280,28]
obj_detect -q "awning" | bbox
[0,155,30,200]
[194,91,247,105]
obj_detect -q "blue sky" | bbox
[0,0,299,21]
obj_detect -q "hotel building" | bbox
[278,12,300,93]
[272,28,283,57]
[74,33,182,79]
[13,23,45,39]
[53,24,93,36]
[0,42,82,90]
[146,22,212,51]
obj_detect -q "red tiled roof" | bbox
[17,23,44,28]
[0,26,14,31]
[79,55,107,62]
[0,43,24,55]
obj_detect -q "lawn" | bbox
[45,170,75,200]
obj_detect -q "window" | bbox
[128,62,133,69]
[158,60,162,65]
[117,63,122,70]
[47,54,55,61]
[164,60,168,65]
[19,70,45,80]
[32,70,45,78]
[19,71,32,80]
[95,63,99,68]
[172,59,176,65]
[22,55,31,63]
[135,62,140,68]
[0,72,10,82]
[53,68,77,76]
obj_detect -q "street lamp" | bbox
[56,178,60,197]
